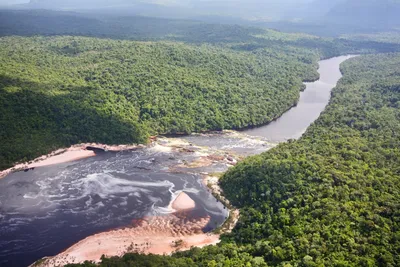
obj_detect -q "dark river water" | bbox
[242,56,355,141]
[0,56,354,267]
[0,147,230,267]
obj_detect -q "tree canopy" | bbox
[64,53,400,267]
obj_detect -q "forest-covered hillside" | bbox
[0,35,321,170]
[1,11,400,170]
[65,53,400,267]
[326,0,400,27]
[218,53,400,266]
[1,7,400,267]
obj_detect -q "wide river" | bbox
[243,55,354,141]
[0,55,353,267]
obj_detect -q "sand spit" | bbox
[0,143,142,180]
[171,192,196,211]
[35,194,219,266]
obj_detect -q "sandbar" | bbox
[0,143,141,180]
[171,192,196,211]
[36,193,218,266]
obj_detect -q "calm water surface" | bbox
[242,56,355,141]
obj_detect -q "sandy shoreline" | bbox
[36,193,220,266]
[12,137,240,267]
[0,143,142,180]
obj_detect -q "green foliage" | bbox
[0,34,321,169]
[1,12,400,267]
[64,53,400,267]
[64,253,195,267]
[219,53,400,266]
[1,10,400,55]
[2,13,399,170]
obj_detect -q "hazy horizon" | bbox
[1,0,399,29]
[0,0,314,4]
[0,0,28,4]
[0,0,318,21]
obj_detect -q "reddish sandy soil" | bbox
[37,193,220,266]
[171,192,196,211]
[11,138,239,267]
[0,143,141,180]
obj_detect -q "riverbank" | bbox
[3,55,355,267]
[34,192,220,266]
[0,143,143,180]
[29,137,242,266]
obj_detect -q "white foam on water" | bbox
[66,173,175,200]
[150,189,181,214]
[32,213,55,221]
[152,205,174,215]
[129,192,141,198]
[148,144,173,153]
[85,195,93,207]
[147,195,163,205]
[181,187,200,194]
[23,192,38,199]
[7,217,34,226]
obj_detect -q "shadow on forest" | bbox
[0,74,146,170]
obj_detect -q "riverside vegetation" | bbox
[64,51,400,267]
[1,11,400,170]
[0,35,319,170]
[1,11,400,267]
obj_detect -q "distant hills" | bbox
[25,0,400,25]
[5,0,400,35]
[264,0,400,36]
[25,0,311,20]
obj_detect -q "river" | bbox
[0,55,354,267]
[242,55,355,141]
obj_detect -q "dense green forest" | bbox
[9,0,400,36]
[0,34,322,169]
[1,10,400,266]
[1,11,400,170]
[65,53,400,267]
[218,53,400,266]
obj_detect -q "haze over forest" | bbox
[1,0,399,28]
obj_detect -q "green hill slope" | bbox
[0,35,320,170]
[63,52,400,267]
[1,12,399,169]
[218,53,400,266]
